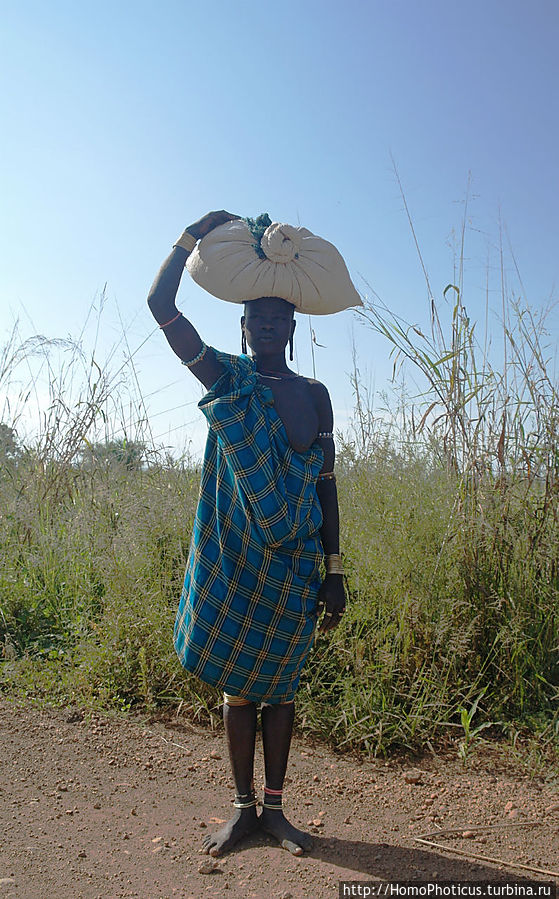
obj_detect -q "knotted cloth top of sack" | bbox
[186,214,363,315]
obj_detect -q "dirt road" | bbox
[1,700,558,898]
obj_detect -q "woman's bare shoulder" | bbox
[301,377,333,423]
[302,375,331,397]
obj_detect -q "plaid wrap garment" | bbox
[174,350,324,703]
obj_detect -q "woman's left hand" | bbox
[316,573,346,632]
[187,210,240,241]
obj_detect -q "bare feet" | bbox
[260,807,313,855]
[202,807,259,857]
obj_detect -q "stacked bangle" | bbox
[233,791,257,810]
[326,553,344,575]
[262,787,283,810]
[173,229,198,253]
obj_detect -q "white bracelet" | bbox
[173,229,198,253]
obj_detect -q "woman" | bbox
[147,210,346,857]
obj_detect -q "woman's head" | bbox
[241,297,296,359]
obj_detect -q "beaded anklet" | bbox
[262,787,283,810]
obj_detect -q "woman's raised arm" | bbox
[147,211,238,389]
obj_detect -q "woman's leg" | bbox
[259,701,312,855]
[202,696,259,857]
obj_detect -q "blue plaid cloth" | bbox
[174,351,324,703]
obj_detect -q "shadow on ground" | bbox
[308,835,532,880]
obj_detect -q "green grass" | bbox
[1,213,558,760]
[1,425,557,757]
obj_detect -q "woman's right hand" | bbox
[187,210,240,241]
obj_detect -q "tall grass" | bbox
[1,245,558,756]
[307,179,559,753]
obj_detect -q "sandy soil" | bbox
[1,700,558,898]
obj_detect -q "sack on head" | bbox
[186,215,362,315]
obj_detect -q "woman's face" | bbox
[242,297,295,355]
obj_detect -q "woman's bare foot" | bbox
[202,807,259,857]
[260,807,313,855]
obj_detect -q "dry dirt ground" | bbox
[1,699,558,899]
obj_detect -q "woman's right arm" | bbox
[147,210,237,389]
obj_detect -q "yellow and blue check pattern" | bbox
[174,351,324,703]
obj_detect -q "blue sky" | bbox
[2,0,558,457]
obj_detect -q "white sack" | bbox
[186,220,362,315]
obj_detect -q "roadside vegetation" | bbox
[1,217,558,762]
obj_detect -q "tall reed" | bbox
[301,177,559,751]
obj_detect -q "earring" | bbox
[241,330,247,355]
[289,334,294,362]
